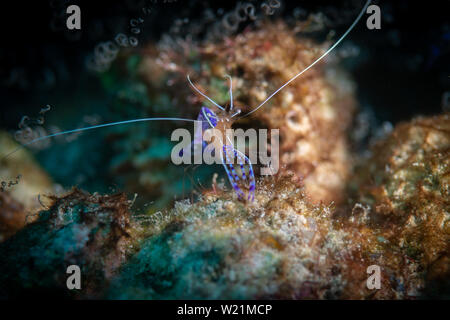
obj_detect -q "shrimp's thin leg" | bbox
[222,144,255,201]
[233,147,256,202]
[241,0,371,118]
[225,75,234,112]
[221,146,245,200]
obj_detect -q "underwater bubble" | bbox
[223,12,239,32]
[131,28,141,34]
[18,116,30,129]
[269,0,281,9]
[115,33,129,47]
[39,105,51,115]
[105,41,119,54]
[261,3,275,15]
[94,43,107,56]
[129,37,139,47]
[21,127,34,142]
[94,45,116,64]
[130,19,139,27]
[236,5,248,22]
[243,3,257,20]
[142,7,151,15]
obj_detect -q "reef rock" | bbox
[0,189,136,298]
[350,113,450,298]
[109,174,379,299]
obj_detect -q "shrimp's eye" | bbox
[199,106,218,129]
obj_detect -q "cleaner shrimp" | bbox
[1,1,371,202]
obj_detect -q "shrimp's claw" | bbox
[221,144,255,202]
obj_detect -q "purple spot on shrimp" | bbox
[198,107,218,130]
[222,144,255,201]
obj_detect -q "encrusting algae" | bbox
[108,173,342,299]
[349,113,450,298]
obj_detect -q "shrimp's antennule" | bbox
[187,75,225,111]
[1,117,196,161]
[241,0,371,118]
[225,74,234,112]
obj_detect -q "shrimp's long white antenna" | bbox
[242,0,371,118]
[187,75,225,111]
[231,110,241,118]
[225,75,234,112]
[1,117,196,161]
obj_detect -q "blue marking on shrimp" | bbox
[221,150,245,200]
[222,144,255,201]
[225,149,239,181]
[180,106,216,158]
[198,107,218,130]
